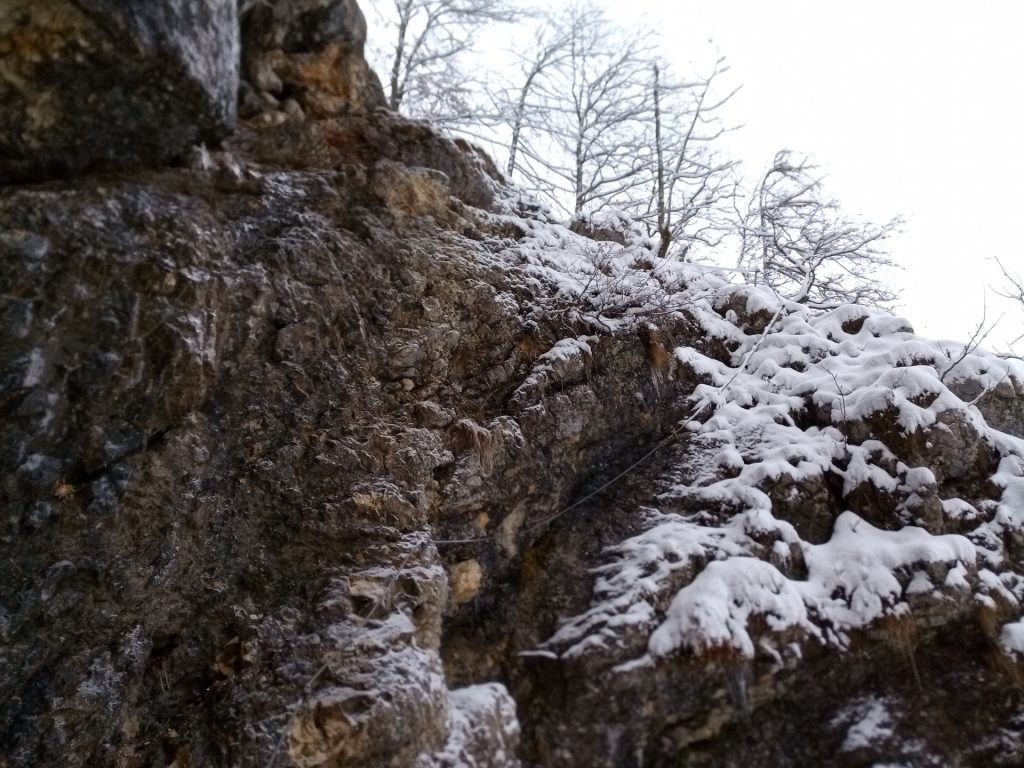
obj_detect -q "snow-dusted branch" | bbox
[736,150,902,310]
[381,0,518,116]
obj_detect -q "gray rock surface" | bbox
[951,374,1024,439]
[0,0,239,183]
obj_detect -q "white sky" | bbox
[597,0,1024,350]
[366,0,1024,350]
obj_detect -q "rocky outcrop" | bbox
[0,0,239,183]
[228,111,500,211]
[0,152,521,765]
[239,0,386,122]
[439,289,1024,767]
[0,138,700,764]
[5,2,1024,767]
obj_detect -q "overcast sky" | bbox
[367,1,1024,351]
[605,0,1024,349]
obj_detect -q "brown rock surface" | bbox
[239,0,385,120]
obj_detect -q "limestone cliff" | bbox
[3,4,1024,768]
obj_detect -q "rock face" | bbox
[0,140,530,765]
[0,121,700,762]
[6,3,1024,768]
[0,0,239,183]
[240,0,386,122]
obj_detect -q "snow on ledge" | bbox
[490,199,1024,667]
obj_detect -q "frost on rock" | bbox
[835,696,896,753]
[418,683,522,768]
[284,532,461,768]
[287,613,450,768]
[488,206,698,334]
[510,336,595,407]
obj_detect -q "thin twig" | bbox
[940,299,1002,384]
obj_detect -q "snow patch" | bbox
[1001,619,1024,658]
[840,697,895,752]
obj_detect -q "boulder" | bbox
[950,374,1024,439]
[0,0,239,183]
[240,0,386,120]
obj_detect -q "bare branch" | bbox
[735,150,902,310]
[940,299,1003,383]
[378,0,518,114]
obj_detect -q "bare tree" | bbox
[737,151,902,309]
[636,57,739,260]
[379,0,517,117]
[496,6,656,215]
[493,10,736,246]
[497,19,572,179]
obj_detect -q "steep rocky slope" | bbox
[3,3,1024,767]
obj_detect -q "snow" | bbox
[839,697,895,752]
[798,513,974,634]
[905,571,933,596]
[993,470,1024,532]
[976,568,1021,607]
[648,558,813,659]
[540,336,593,363]
[1001,620,1024,658]
[486,192,1024,668]
[840,445,900,497]
[571,509,977,661]
[941,497,980,521]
